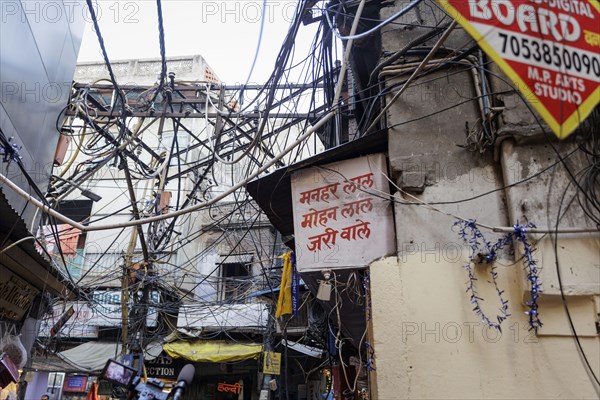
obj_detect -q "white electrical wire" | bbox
[364,19,457,134]
[0,111,334,232]
[0,236,35,255]
[325,0,423,41]
[242,0,268,86]
[0,0,362,234]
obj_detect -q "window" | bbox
[46,372,65,400]
[44,200,93,278]
[220,262,251,301]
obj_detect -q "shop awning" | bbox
[57,341,162,372]
[58,342,122,372]
[164,340,262,363]
[0,189,78,301]
[219,253,253,264]
[281,339,324,358]
[177,303,268,331]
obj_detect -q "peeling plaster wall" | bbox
[370,255,599,399]
[370,0,600,398]
[500,139,600,298]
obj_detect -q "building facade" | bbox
[30,55,289,400]
[250,0,600,399]
[369,1,599,398]
[0,1,85,399]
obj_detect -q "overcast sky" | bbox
[77,1,320,85]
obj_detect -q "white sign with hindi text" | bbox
[291,153,395,272]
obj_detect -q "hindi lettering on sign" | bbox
[355,172,375,187]
[340,220,371,241]
[291,153,395,271]
[301,209,319,228]
[307,228,338,252]
[321,207,338,225]
[217,383,241,394]
[584,30,600,47]
[231,383,242,394]
[319,183,339,203]
[298,191,310,204]
[340,198,373,218]
[342,173,375,194]
[301,207,339,228]
[299,183,340,205]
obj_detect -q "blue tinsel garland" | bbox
[363,271,371,321]
[1,137,23,163]
[455,219,510,331]
[362,272,375,372]
[365,340,376,372]
[512,223,543,332]
[455,219,542,333]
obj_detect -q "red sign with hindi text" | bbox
[437,0,600,138]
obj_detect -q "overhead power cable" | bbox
[325,0,423,41]
[85,0,127,113]
[242,0,268,88]
[0,111,335,232]
[156,0,168,89]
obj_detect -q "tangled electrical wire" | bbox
[19,0,599,392]
[34,0,346,359]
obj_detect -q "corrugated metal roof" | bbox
[219,253,253,264]
[0,188,78,299]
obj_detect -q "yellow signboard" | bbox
[263,352,281,375]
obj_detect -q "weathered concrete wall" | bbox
[74,54,220,85]
[371,0,600,398]
[370,255,599,399]
[500,139,600,298]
